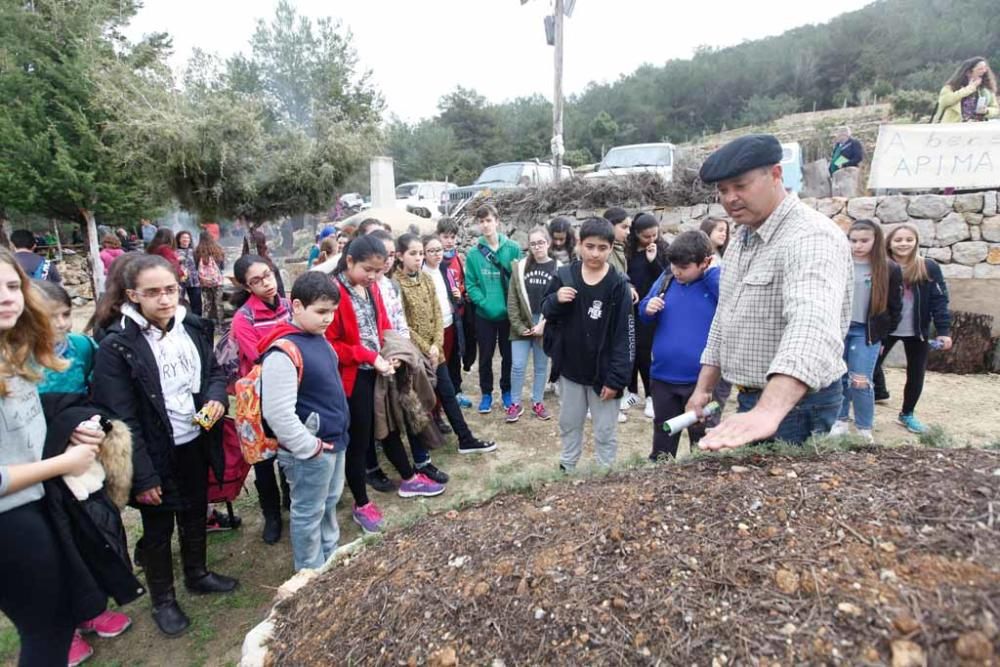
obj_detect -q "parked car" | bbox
[395,181,456,220]
[780,142,803,193]
[339,192,364,208]
[446,161,574,213]
[584,143,676,182]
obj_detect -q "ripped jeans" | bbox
[838,322,882,430]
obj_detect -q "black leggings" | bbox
[873,335,929,415]
[0,501,75,666]
[347,369,414,506]
[475,316,512,394]
[629,342,653,397]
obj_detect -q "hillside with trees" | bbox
[387,0,999,185]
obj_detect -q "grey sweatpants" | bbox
[558,377,620,469]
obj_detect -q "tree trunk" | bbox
[50,219,63,262]
[926,311,996,375]
[80,208,105,297]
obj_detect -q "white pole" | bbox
[552,0,565,181]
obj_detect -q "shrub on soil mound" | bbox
[269,446,1000,665]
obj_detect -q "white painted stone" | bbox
[275,569,318,602]
[925,247,951,263]
[951,241,989,266]
[876,196,909,223]
[953,192,984,213]
[974,263,1000,279]
[982,216,1000,242]
[908,194,952,220]
[971,226,982,241]
[817,197,846,218]
[241,618,275,667]
[984,191,998,216]
[963,212,984,226]
[934,212,970,246]
[940,264,974,279]
[846,196,877,220]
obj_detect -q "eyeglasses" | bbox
[247,270,274,288]
[131,285,180,299]
[528,240,549,248]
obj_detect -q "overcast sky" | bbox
[125,0,875,122]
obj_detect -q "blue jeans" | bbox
[838,322,881,430]
[510,314,548,406]
[737,381,842,445]
[278,449,346,571]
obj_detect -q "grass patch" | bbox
[917,425,956,449]
[0,624,19,664]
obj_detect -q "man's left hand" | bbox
[698,408,784,451]
[599,386,617,401]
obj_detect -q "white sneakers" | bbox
[830,420,851,436]
[644,397,654,419]
[619,391,640,411]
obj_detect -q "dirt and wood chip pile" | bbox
[270,446,1000,665]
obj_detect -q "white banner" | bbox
[867,122,1000,190]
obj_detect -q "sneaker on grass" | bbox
[643,397,654,419]
[532,402,551,421]
[366,468,396,493]
[478,394,493,414]
[78,609,132,638]
[458,438,497,454]
[618,411,628,423]
[398,473,446,498]
[352,502,385,534]
[898,413,927,434]
[505,403,524,423]
[619,391,640,411]
[456,393,473,409]
[416,462,450,484]
[205,508,241,532]
[829,419,851,437]
[68,632,93,667]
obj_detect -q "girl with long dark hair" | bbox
[175,231,202,316]
[194,232,226,326]
[625,213,669,418]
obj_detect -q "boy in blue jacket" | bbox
[639,231,720,460]
[542,218,635,471]
[261,272,350,571]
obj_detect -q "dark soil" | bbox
[269,446,1000,666]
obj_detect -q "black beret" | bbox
[699,134,783,184]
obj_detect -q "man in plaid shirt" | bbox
[687,134,852,449]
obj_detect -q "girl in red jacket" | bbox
[325,235,444,534]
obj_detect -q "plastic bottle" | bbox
[661,401,720,433]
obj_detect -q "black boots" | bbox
[144,540,191,637]
[179,512,239,595]
[256,475,283,544]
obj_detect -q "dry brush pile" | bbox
[270,445,1000,666]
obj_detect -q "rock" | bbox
[801,159,832,198]
[985,191,998,216]
[877,196,910,223]
[955,631,993,661]
[276,570,318,601]
[939,264,974,280]
[730,466,751,474]
[774,568,800,594]
[891,639,927,667]
[971,226,982,241]
[908,195,952,220]
[934,213,970,246]
[832,214,854,233]
[707,203,727,218]
[768,467,785,477]
[988,245,1000,265]
[818,197,847,218]
[831,166,863,197]
[892,613,920,635]
[473,581,491,598]
[982,216,1000,242]
[799,197,818,210]
[951,241,989,266]
[241,618,276,667]
[925,247,951,263]
[963,212,984,226]
[429,646,458,667]
[689,204,708,218]
[847,197,878,220]
[838,602,863,617]
[953,192,984,213]
[906,218,936,246]
[659,209,684,232]
[974,263,1000,279]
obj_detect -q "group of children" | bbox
[0,203,953,665]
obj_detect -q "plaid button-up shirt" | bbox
[701,193,852,391]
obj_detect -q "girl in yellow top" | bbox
[934,57,998,123]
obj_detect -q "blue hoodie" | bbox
[638,267,720,384]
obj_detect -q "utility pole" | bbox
[552,0,565,181]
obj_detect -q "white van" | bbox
[584,143,676,182]
[395,181,456,220]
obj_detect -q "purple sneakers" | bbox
[352,502,385,534]
[398,473,446,498]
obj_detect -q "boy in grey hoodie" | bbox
[261,272,350,571]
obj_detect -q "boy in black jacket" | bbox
[542,218,635,471]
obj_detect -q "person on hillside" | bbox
[33,281,137,665]
[230,255,293,545]
[505,226,559,423]
[194,233,226,326]
[626,213,670,420]
[688,134,853,450]
[11,229,62,283]
[175,231,202,317]
[829,220,902,443]
[146,228,182,280]
[933,57,999,123]
[436,217,473,408]
[324,235,444,535]
[0,248,113,666]
[639,231,720,460]
[828,126,865,175]
[260,272,350,572]
[93,255,238,638]
[464,205,522,414]
[395,234,496,462]
[140,219,156,247]
[99,234,125,275]
[872,223,952,434]
[548,216,576,264]
[542,218,635,472]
